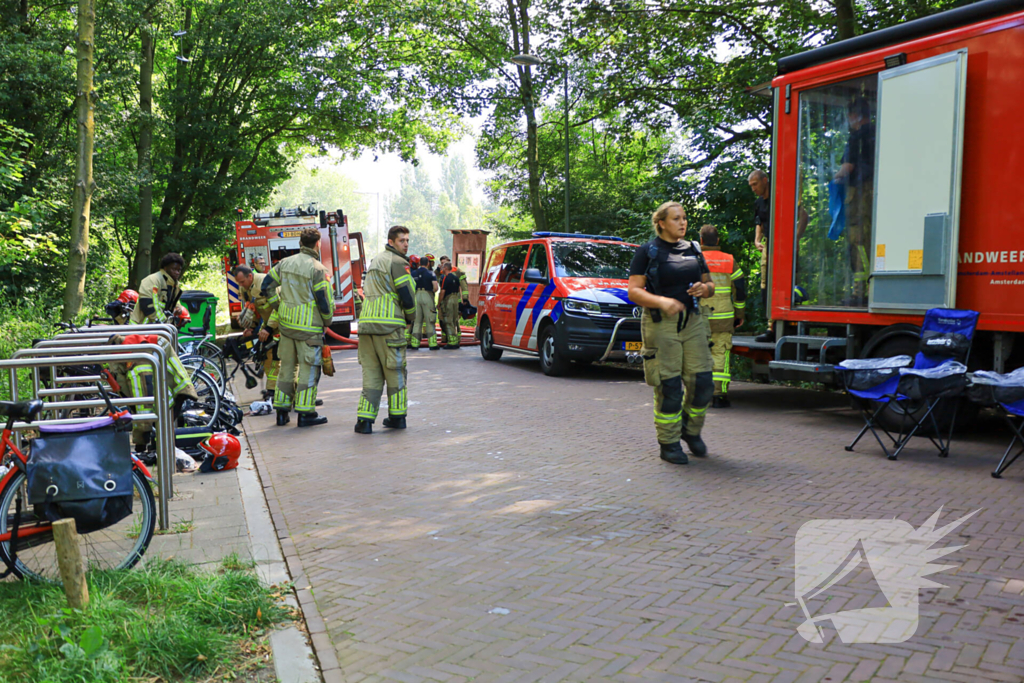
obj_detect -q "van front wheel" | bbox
[539,326,569,377]
[480,320,502,361]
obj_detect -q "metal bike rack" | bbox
[4,345,174,529]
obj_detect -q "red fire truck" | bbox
[736,0,1024,393]
[225,207,366,337]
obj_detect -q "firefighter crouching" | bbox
[354,225,416,434]
[260,228,332,427]
[627,201,715,465]
[699,224,746,408]
[232,264,280,401]
[131,253,199,410]
[438,262,467,349]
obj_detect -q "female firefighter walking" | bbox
[627,201,715,465]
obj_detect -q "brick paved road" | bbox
[244,348,1024,683]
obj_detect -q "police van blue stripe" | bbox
[515,284,538,326]
[531,281,558,325]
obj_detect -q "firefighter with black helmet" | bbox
[627,201,715,465]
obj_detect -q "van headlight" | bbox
[563,298,601,315]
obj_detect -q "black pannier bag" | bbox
[918,329,971,360]
[897,361,968,401]
[967,369,1024,406]
[27,416,134,534]
[836,355,913,392]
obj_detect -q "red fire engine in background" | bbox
[225,206,366,337]
[735,0,1024,398]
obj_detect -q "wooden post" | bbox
[52,519,89,609]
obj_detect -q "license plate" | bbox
[623,342,642,351]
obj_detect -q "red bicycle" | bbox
[0,386,156,581]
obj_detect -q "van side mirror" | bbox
[524,268,547,284]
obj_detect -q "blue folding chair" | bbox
[967,369,1024,478]
[839,308,980,461]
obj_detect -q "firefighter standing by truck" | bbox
[439,262,467,349]
[260,228,332,427]
[627,202,715,466]
[231,264,280,401]
[698,225,746,408]
[354,225,416,434]
[411,254,440,350]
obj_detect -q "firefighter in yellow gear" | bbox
[438,263,467,348]
[260,228,333,427]
[699,225,746,409]
[628,202,716,466]
[131,253,198,412]
[354,225,417,433]
[410,254,440,350]
[232,264,281,400]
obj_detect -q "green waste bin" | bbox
[179,290,218,343]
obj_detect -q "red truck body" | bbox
[750,0,1024,379]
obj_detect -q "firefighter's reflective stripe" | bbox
[731,269,744,280]
[654,408,681,425]
[360,291,403,326]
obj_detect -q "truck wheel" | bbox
[480,320,502,361]
[539,325,569,377]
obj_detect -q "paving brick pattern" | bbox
[244,349,1024,682]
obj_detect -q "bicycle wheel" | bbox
[181,354,226,394]
[196,340,227,377]
[0,469,156,582]
[179,368,221,429]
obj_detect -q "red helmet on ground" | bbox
[199,433,241,473]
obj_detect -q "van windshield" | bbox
[552,242,635,279]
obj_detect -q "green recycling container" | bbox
[179,290,218,343]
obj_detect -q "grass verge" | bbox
[0,555,293,682]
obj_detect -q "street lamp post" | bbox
[509,54,570,232]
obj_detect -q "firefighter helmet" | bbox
[199,433,241,473]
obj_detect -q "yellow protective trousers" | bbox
[273,335,322,413]
[357,331,408,422]
[441,295,461,347]
[641,309,714,444]
[411,290,438,348]
[709,331,733,396]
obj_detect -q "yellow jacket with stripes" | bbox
[701,247,746,333]
[359,245,416,337]
[261,247,333,342]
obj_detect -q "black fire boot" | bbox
[682,433,708,458]
[712,395,732,409]
[354,419,373,434]
[276,410,290,426]
[382,415,407,429]
[297,411,328,427]
[315,399,323,407]
[754,328,776,343]
[659,441,688,465]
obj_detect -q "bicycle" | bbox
[0,385,157,582]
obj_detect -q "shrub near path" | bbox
[0,556,294,682]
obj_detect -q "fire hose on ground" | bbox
[324,324,479,351]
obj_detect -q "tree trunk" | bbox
[507,0,548,233]
[835,0,857,41]
[134,14,154,288]
[61,0,96,322]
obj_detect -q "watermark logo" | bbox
[790,507,978,644]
